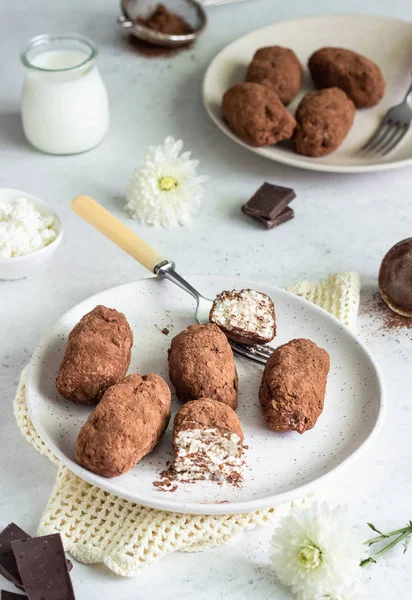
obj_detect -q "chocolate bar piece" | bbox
[12,535,75,600]
[249,206,294,229]
[242,182,295,222]
[0,525,72,593]
[0,524,29,590]
[265,206,294,229]
[1,591,27,599]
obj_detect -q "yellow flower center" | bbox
[299,541,323,570]
[159,176,178,191]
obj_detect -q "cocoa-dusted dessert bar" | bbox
[209,289,276,345]
[75,373,171,477]
[168,323,238,410]
[172,399,244,485]
[260,338,330,434]
[222,82,296,147]
[308,47,385,108]
[56,305,133,405]
[246,46,303,105]
[293,88,355,157]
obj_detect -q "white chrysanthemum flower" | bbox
[125,136,207,227]
[270,502,366,600]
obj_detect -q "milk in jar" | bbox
[20,34,109,155]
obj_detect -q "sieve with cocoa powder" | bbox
[117,0,250,48]
[379,238,412,317]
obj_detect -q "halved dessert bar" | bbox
[209,288,276,345]
[172,399,244,485]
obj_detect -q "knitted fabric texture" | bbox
[13,272,360,577]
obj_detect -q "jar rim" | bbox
[20,33,98,72]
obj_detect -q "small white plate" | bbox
[26,276,385,515]
[203,14,412,173]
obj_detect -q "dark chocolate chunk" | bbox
[1,591,27,599]
[242,182,296,221]
[12,535,75,600]
[265,206,295,229]
[249,206,294,229]
[0,524,29,589]
[0,525,72,593]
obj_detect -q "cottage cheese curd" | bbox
[210,288,276,345]
[0,198,57,259]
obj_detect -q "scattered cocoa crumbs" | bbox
[153,468,178,492]
[360,291,412,331]
[161,327,170,335]
[137,3,193,35]
[153,463,243,492]
[154,479,177,492]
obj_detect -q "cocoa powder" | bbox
[125,3,194,58]
[137,4,193,35]
[361,292,412,331]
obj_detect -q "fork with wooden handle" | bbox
[72,195,273,365]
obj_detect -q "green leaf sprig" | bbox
[361,521,412,567]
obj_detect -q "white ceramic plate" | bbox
[203,14,412,173]
[27,276,385,514]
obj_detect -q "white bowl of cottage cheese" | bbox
[0,189,63,280]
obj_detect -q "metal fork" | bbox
[156,261,273,365]
[72,195,274,365]
[362,82,412,155]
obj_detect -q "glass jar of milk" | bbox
[20,34,109,155]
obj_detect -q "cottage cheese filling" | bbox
[0,198,57,259]
[174,428,243,483]
[210,289,275,340]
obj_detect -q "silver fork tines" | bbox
[362,81,412,156]
[229,341,274,365]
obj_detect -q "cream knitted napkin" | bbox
[14,272,360,577]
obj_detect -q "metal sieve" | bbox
[378,238,412,317]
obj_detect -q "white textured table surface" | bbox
[1,1,412,598]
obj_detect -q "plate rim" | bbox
[26,276,387,515]
[202,13,412,174]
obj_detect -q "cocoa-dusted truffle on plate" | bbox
[293,87,355,157]
[168,323,238,410]
[246,46,303,105]
[56,305,133,405]
[222,82,296,147]
[308,47,386,108]
[209,289,276,345]
[172,399,244,485]
[75,373,171,477]
[260,338,330,434]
